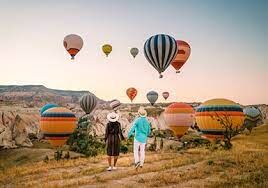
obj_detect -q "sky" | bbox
[0,0,267,104]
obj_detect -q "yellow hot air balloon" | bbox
[40,107,77,147]
[195,98,245,141]
[164,102,195,138]
[102,44,112,57]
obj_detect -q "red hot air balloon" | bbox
[162,92,169,100]
[63,34,83,60]
[126,87,137,102]
[171,40,191,73]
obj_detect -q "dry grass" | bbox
[0,124,267,187]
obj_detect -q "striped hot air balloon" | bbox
[164,102,195,138]
[162,92,169,100]
[146,91,158,106]
[144,34,178,78]
[63,34,83,60]
[40,107,77,147]
[195,98,245,140]
[243,106,262,122]
[80,94,98,114]
[110,99,121,111]
[126,87,137,102]
[171,40,191,73]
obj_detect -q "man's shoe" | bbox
[135,162,140,169]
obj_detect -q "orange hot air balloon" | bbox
[126,87,137,102]
[195,98,245,141]
[63,34,83,60]
[40,107,77,147]
[164,102,195,138]
[171,40,191,73]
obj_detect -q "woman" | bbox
[105,112,124,171]
[128,107,151,169]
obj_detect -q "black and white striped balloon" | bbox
[110,99,121,111]
[144,34,178,78]
[80,94,98,114]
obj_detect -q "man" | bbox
[128,107,151,169]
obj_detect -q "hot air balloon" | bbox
[102,44,112,57]
[126,87,137,102]
[63,34,83,60]
[146,91,158,106]
[162,92,169,100]
[144,34,178,78]
[195,98,245,140]
[171,40,191,73]
[80,94,98,114]
[243,106,262,122]
[40,107,77,147]
[164,103,195,138]
[130,47,139,58]
[110,99,121,111]
[40,103,58,115]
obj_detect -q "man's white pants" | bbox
[134,139,146,166]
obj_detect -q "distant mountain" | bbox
[0,85,104,107]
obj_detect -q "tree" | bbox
[211,112,241,149]
[67,116,105,157]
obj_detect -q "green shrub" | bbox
[67,117,105,157]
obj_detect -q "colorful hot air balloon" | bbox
[243,106,262,122]
[63,34,83,60]
[162,92,169,100]
[110,99,121,111]
[40,103,58,115]
[126,87,137,102]
[80,94,98,114]
[102,44,112,57]
[146,91,158,106]
[164,103,195,138]
[40,107,77,147]
[171,40,191,73]
[144,34,178,78]
[130,47,139,58]
[195,98,245,140]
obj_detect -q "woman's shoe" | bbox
[135,162,140,169]
[107,166,112,171]
[112,166,117,170]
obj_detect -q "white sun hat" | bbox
[138,107,147,117]
[107,112,120,122]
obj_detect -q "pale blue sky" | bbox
[0,0,267,104]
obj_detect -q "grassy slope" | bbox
[0,124,267,187]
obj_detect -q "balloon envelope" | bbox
[162,92,169,100]
[171,40,191,73]
[63,34,83,60]
[110,99,121,111]
[243,106,262,122]
[144,34,178,78]
[40,103,58,115]
[164,102,194,138]
[146,91,158,105]
[40,107,77,147]
[80,94,98,114]
[126,88,137,102]
[102,44,112,57]
[130,48,139,58]
[195,98,245,140]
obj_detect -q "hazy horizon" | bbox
[1,0,267,104]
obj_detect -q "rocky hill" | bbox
[0,85,104,107]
